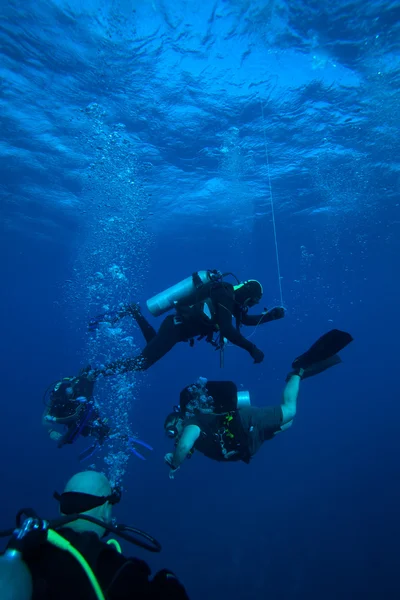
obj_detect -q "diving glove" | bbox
[250,345,264,364]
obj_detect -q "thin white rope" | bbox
[225,99,284,349]
[260,99,284,307]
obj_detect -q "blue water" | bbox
[1,0,400,598]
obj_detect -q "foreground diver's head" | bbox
[164,412,184,439]
[59,471,117,538]
[233,279,263,308]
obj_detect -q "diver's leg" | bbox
[89,305,133,331]
[106,315,183,374]
[89,303,157,343]
[239,405,285,457]
[239,376,300,455]
[280,374,300,427]
[241,374,300,434]
[138,315,183,368]
[127,303,157,344]
[97,315,184,376]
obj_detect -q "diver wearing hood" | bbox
[86,270,285,378]
[0,471,189,600]
[42,374,153,463]
[42,372,110,449]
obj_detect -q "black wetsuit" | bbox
[180,380,284,463]
[185,406,283,463]
[19,528,189,600]
[46,378,110,447]
[98,283,279,376]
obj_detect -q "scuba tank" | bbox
[146,270,223,317]
[0,549,33,600]
[179,380,251,415]
[177,380,252,463]
[237,390,251,407]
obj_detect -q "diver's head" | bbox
[164,412,184,439]
[58,471,119,538]
[233,279,263,308]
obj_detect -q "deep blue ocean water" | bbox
[1,1,400,598]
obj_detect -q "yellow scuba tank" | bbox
[146,270,221,317]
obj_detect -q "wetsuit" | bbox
[97,283,282,376]
[45,377,110,448]
[19,527,189,600]
[179,380,283,463]
[185,406,284,463]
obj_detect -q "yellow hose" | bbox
[106,539,122,553]
[47,529,105,600]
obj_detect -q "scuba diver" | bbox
[162,329,353,478]
[87,269,285,378]
[0,471,190,600]
[43,371,152,462]
[43,370,110,449]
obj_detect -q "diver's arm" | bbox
[217,303,256,353]
[172,425,200,468]
[241,307,285,326]
[212,286,255,351]
[240,311,268,326]
[46,413,79,424]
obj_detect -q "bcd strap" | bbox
[192,271,203,288]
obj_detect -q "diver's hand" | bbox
[263,307,285,322]
[165,453,180,479]
[70,369,96,397]
[250,345,264,364]
[78,366,96,382]
[164,453,175,468]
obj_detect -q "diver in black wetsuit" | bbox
[89,270,285,377]
[43,372,111,449]
[43,373,153,462]
[0,471,189,600]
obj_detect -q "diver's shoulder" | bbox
[212,281,234,299]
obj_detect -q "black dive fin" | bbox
[292,329,353,370]
[300,354,342,380]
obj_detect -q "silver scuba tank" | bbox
[237,390,251,407]
[0,550,33,600]
[146,270,215,317]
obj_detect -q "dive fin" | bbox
[292,329,353,371]
[128,437,153,460]
[129,438,153,452]
[130,447,146,461]
[298,354,342,380]
[78,442,99,462]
